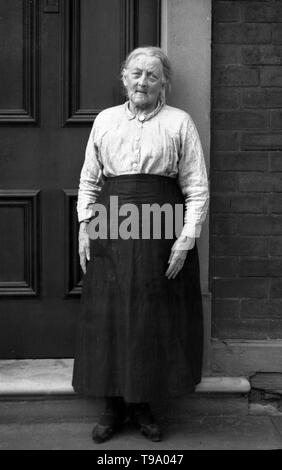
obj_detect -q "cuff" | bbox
[77,207,94,223]
[180,223,202,238]
[173,236,195,251]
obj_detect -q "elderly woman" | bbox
[72,47,209,443]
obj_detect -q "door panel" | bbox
[79,0,124,110]
[0,191,40,295]
[0,0,160,358]
[63,0,125,123]
[0,0,39,123]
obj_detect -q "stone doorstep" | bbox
[0,359,250,396]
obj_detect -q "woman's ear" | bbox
[122,69,127,87]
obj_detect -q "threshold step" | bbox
[0,359,250,396]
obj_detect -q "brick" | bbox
[271,111,282,129]
[212,131,240,150]
[212,257,240,278]
[242,46,282,65]
[269,237,282,256]
[273,24,282,44]
[212,87,240,109]
[229,194,266,213]
[213,24,272,44]
[211,194,266,213]
[212,152,268,172]
[213,110,267,129]
[244,4,282,23]
[238,173,282,191]
[212,171,239,191]
[240,258,282,277]
[212,215,238,234]
[270,152,282,172]
[213,66,260,86]
[211,256,239,278]
[211,193,266,214]
[212,45,241,65]
[212,299,240,320]
[238,215,282,235]
[243,89,282,108]
[261,67,282,86]
[213,2,240,23]
[241,300,282,319]
[270,279,282,298]
[213,278,268,298]
[269,194,282,213]
[241,133,282,150]
[268,321,282,339]
[211,236,268,256]
[239,173,282,192]
[212,318,272,340]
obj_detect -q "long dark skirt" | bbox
[72,174,203,403]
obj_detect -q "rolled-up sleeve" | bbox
[177,115,209,238]
[77,121,105,222]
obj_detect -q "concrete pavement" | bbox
[0,416,282,450]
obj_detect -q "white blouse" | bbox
[77,101,209,245]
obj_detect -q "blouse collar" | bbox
[124,100,164,122]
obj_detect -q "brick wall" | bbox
[211,0,282,339]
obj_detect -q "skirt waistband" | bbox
[97,173,184,206]
[104,174,177,185]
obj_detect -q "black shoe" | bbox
[92,397,127,444]
[92,421,116,444]
[129,402,162,442]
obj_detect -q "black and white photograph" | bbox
[0,0,282,454]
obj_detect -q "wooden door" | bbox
[0,0,160,358]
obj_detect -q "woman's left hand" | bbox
[165,235,195,279]
[165,248,188,279]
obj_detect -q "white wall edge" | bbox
[161,0,168,53]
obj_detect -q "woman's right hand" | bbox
[79,221,91,274]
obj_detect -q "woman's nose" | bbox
[138,73,147,86]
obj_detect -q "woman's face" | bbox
[123,55,165,113]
